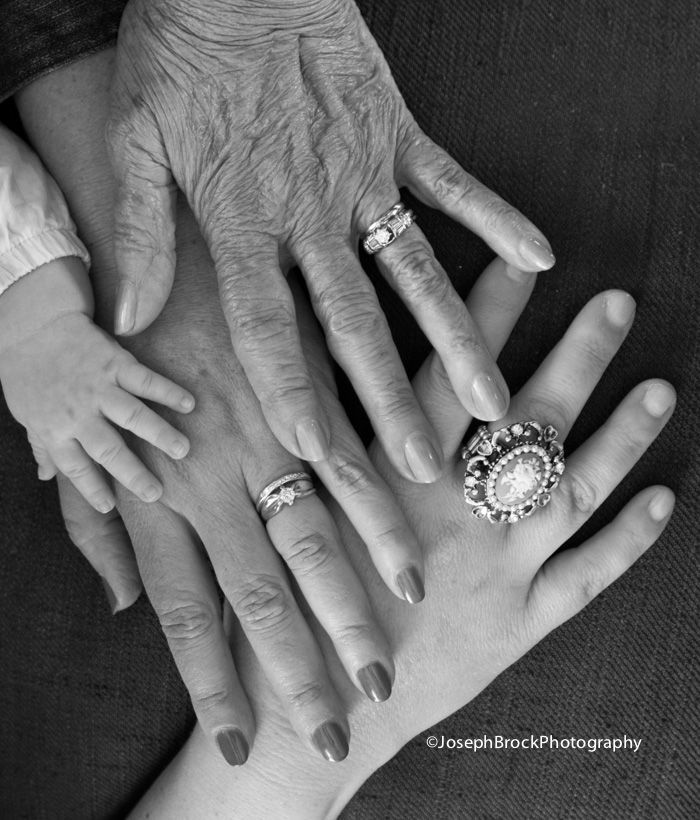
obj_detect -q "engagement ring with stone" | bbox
[256,472,316,523]
[461,421,565,523]
[362,202,416,254]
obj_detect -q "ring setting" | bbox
[256,472,316,523]
[362,202,416,255]
[461,421,565,523]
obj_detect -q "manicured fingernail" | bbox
[312,722,349,762]
[471,372,509,420]
[100,577,119,615]
[397,566,425,604]
[142,484,162,502]
[519,237,556,271]
[170,439,189,459]
[179,395,195,412]
[115,281,137,335]
[648,490,675,522]
[642,383,675,417]
[216,728,249,766]
[404,432,443,483]
[357,662,392,703]
[605,292,636,327]
[296,418,330,462]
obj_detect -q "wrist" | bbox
[0,257,93,355]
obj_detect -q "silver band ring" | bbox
[461,421,565,523]
[362,202,416,255]
[256,472,316,523]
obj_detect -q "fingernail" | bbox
[95,497,115,514]
[115,281,137,335]
[215,728,249,766]
[642,383,675,418]
[605,292,636,327]
[170,439,189,459]
[179,395,195,413]
[519,237,556,271]
[357,662,392,703]
[471,372,509,420]
[648,490,675,522]
[100,577,119,615]
[397,566,425,604]
[296,418,330,462]
[142,484,162,502]
[404,432,443,483]
[312,722,349,762]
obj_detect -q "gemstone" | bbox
[511,423,524,435]
[279,486,296,505]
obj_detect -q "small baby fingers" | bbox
[78,420,163,503]
[102,388,190,460]
[50,440,116,514]
[117,361,195,414]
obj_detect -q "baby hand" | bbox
[0,311,195,512]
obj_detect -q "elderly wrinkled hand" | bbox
[108,0,555,482]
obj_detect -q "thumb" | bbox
[57,474,143,614]
[107,102,177,335]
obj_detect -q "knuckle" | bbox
[284,533,335,577]
[233,577,292,634]
[575,556,609,606]
[123,403,146,431]
[390,246,447,302]
[560,471,599,519]
[321,288,385,343]
[448,327,483,359]
[327,454,374,497]
[523,395,569,439]
[159,601,215,646]
[287,681,324,710]
[94,442,124,467]
[431,161,472,206]
[222,292,296,351]
[334,621,374,647]
[192,687,231,713]
[62,461,93,481]
[482,197,521,236]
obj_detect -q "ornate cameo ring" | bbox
[461,421,565,523]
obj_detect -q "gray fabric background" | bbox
[0,0,698,817]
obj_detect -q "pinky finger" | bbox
[117,361,195,414]
[529,486,675,629]
[50,440,117,514]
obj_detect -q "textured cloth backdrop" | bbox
[0,1,698,818]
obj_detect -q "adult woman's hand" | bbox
[130,262,676,819]
[108,0,555,480]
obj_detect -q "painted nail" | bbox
[216,728,249,766]
[312,722,349,762]
[115,281,137,335]
[519,237,556,271]
[357,662,392,703]
[642,383,675,418]
[100,577,119,615]
[471,372,509,421]
[170,439,189,459]
[396,566,425,604]
[648,490,675,522]
[404,432,443,483]
[296,418,330,462]
[605,292,636,327]
[142,484,162,502]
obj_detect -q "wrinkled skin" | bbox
[108,0,555,481]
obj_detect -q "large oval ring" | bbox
[461,421,565,523]
[256,472,316,523]
[362,202,416,255]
